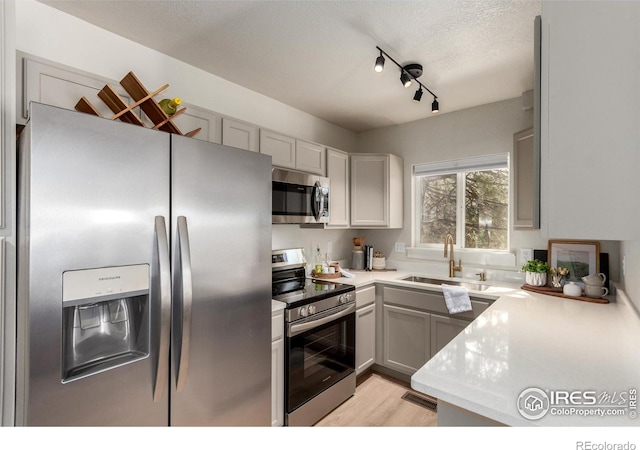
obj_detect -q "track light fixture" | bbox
[413,87,423,102]
[374,50,385,73]
[400,71,412,88]
[374,46,439,113]
[431,98,439,113]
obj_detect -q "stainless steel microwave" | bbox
[272,168,329,224]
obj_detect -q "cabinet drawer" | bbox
[356,285,375,308]
[271,310,284,341]
[383,286,489,321]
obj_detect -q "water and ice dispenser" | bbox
[62,265,150,382]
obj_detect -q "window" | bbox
[414,154,509,250]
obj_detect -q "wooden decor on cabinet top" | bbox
[74,71,201,138]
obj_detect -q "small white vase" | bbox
[525,272,547,287]
[563,282,582,297]
[372,257,386,270]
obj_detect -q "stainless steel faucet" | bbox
[444,234,462,278]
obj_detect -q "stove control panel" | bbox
[338,292,355,304]
[287,289,356,323]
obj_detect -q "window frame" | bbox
[412,153,510,251]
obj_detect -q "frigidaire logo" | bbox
[98,276,121,281]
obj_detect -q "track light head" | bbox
[432,98,439,113]
[400,71,412,88]
[413,87,423,102]
[374,54,385,73]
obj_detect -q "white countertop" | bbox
[271,299,286,313]
[277,269,640,426]
[317,269,520,300]
[411,286,640,426]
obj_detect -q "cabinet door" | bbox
[222,118,258,151]
[171,103,222,144]
[382,304,430,375]
[513,127,539,229]
[430,314,470,357]
[326,148,350,228]
[260,130,296,169]
[20,55,134,124]
[356,303,375,375]
[295,140,326,175]
[351,154,388,227]
[271,338,284,426]
[543,2,640,239]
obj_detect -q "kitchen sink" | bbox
[401,275,490,292]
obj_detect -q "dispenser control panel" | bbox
[62,264,149,306]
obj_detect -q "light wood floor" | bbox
[314,371,438,427]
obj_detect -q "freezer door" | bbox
[16,103,171,426]
[170,135,272,426]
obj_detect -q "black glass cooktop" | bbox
[272,278,355,308]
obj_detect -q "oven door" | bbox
[286,303,355,414]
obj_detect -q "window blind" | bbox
[413,153,508,177]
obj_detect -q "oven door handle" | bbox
[288,303,356,337]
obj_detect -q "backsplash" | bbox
[271,225,354,272]
[272,226,624,291]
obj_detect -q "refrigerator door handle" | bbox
[153,216,171,402]
[175,216,193,392]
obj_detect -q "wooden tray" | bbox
[311,270,342,279]
[521,284,609,304]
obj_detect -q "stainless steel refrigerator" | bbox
[16,103,272,426]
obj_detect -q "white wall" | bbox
[14,0,357,152]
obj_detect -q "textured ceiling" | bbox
[40,0,542,133]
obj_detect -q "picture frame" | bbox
[548,240,600,285]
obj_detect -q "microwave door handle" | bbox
[175,216,193,392]
[153,216,171,402]
[311,181,321,221]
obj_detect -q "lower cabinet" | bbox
[430,314,471,357]
[383,304,431,375]
[355,285,375,375]
[271,306,284,427]
[380,286,492,376]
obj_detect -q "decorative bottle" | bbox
[158,97,182,116]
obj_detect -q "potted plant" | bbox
[521,259,550,286]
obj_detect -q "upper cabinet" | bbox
[18,54,133,125]
[513,127,539,230]
[170,104,221,144]
[259,130,296,169]
[350,153,403,229]
[222,118,258,151]
[541,3,640,239]
[295,140,326,176]
[326,148,350,228]
[18,54,223,143]
[259,130,326,175]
